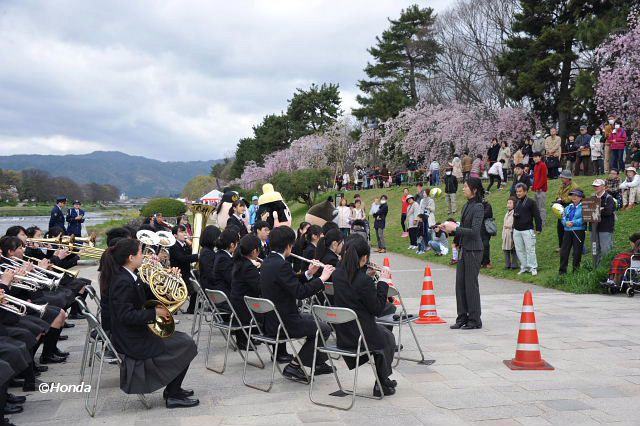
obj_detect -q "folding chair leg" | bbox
[395,322,435,366]
[137,394,151,409]
[85,340,105,417]
[242,330,278,392]
[234,328,265,369]
[79,329,91,383]
[205,324,231,374]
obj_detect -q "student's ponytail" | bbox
[98,238,140,294]
[339,234,370,284]
[314,228,344,261]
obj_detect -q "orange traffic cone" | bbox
[503,290,554,370]
[383,257,401,306]
[415,266,446,324]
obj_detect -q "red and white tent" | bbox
[200,189,223,206]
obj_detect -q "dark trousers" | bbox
[400,213,407,232]
[559,230,586,274]
[463,171,470,182]
[286,314,330,368]
[455,249,482,325]
[481,237,491,266]
[504,249,518,269]
[487,174,501,190]
[165,366,188,397]
[575,155,590,176]
[592,159,604,175]
[408,227,418,246]
[556,219,564,248]
[611,149,625,172]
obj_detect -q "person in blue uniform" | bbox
[48,196,67,232]
[65,200,85,237]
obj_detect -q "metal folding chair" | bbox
[242,296,310,392]
[376,286,434,367]
[81,311,150,416]
[83,284,101,317]
[76,297,94,382]
[309,305,385,410]
[189,275,212,346]
[204,289,264,374]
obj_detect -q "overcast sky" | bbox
[0,0,450,161]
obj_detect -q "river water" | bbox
[0,211,119,236]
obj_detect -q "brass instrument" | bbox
[3,256,65,282]
[26,236,104,260]
[22,255,80,278]
[0,264,57,290]
[138,255,188,338]
[288,253,326,268]
[188,203,215,267]
[136,230,173,267]
[0,293,47,317]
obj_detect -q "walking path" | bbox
[13,253,640,425]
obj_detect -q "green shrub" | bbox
[546,256,611,294]
[140,198,186,218]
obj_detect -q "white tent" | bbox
[200,189,223,205]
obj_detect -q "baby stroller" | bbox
[351,219,369,242]
[601,255,640,297]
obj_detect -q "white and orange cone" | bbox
[383,257,401,306]
[415,266,445,324]
[503,290,554,370]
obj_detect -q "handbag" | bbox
[484,217,498,236]
[580,147,591,156]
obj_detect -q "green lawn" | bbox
[290,175,640,293]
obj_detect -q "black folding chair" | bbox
[376,286,434,367]
[309,305,385,410]
[204,289,264,374]
[242,296,310,392]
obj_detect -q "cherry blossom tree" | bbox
[595,10,640,131]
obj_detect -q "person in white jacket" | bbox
[419,191,436,228]
[486,159,505,191]
[405,195,421,249]
[590,129,605,175]
[619,166,639,210]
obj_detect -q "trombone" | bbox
[0,293,47,317]
[26,236,104,260]
[0,265,57,290]
[22,255,80,278]
[2,255,65,282]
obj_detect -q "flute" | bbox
[366,262,389,273]
[287,253,326,268]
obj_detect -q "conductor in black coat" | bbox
[103,238,199,409]
[169,225,199,314]
[441,177,485,329]
[332,235,397,397]
[259,226,336,381]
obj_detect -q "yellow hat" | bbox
[258,183,284,205]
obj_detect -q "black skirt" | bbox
[0,337,31,384]
[119,331,197,394]
[0,359,16,387]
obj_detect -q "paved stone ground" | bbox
[9,253,640,425]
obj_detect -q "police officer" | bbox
[66,200,85,237]
[49,196,67,231]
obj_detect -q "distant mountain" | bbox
[0,151,221,197]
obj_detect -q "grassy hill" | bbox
[290,175,640,294]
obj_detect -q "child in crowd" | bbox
[502,197,519,270]
[606,169,622,207]
[415,214,426,254]
[631,144,640,169]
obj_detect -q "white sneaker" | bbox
[517,269,527,275]
[531,269,538,276]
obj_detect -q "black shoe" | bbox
[40,353,67,364]
[68,313,86,320]
[383,378,397,388]
[163,388,195,399]
[35,364,48,373]
[394,344,404,353]
[4,403,23,414]
[58,334,69,341]
[275,354,293,364]
[34,369,41,377]
[283,364,308,381]
[450,322,467,329]
[7,393,26,404]
[373,382,396,397]
[63,322,75,328]
[313,363,336,376]
[8,378,24,388]
[165,396,200,409]
[461,323,482,330]
[54,348,70,357]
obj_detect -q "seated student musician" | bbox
[332,235,397,397]
[313,228,344,304]
[260,226,335,380]
[211,228,239,298]
[102,238,199,409]
[197,225,222,291]
[302,225,323,261]
[169,225,199,314]
[253,220,271,259]
[291,222,310,275]
[0,236,69,366]
[226,200,249,237]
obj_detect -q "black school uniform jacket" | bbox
[332,267,389,351]
[198,247,216,290]
[230,257,261,324]
[259,252,323,336]
[169,242,198,284]
[109,268,164,359]
[211,250,233,296]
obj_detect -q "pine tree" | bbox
[354,4,439,121]
[497,0,629,135]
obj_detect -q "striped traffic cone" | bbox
[383,257,401,306]
[415,266,446,324]
[503,290,554,370]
